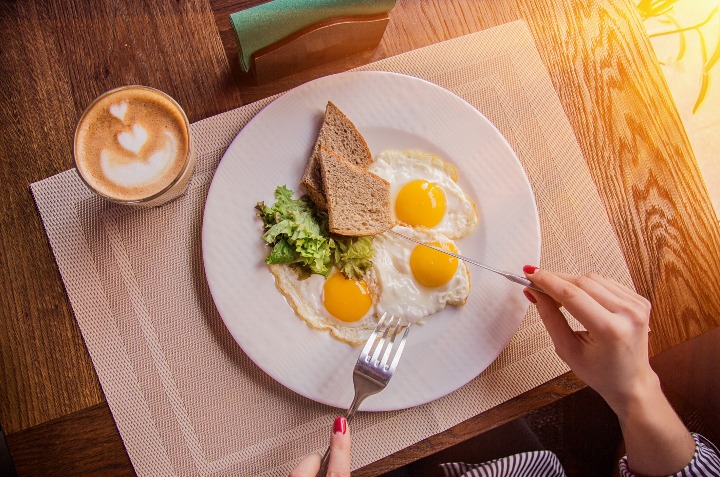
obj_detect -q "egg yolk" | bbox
[410,242,459,287]
[395,180,446,228]
[323,274,373,322]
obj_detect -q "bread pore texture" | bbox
[318,147,393,236]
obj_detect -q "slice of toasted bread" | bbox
[318,147,393,236]
[301,101,373,208]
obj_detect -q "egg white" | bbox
[369,150,478,239]
[369,226,471,324]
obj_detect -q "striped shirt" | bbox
[441,433,720,477]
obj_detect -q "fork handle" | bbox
[316,447,332,477]
[315,395,364,477]
[344,393,363,423]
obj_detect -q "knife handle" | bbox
[503,273,545,294]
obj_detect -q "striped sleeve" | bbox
[440,450,567,477]
[619,433,720,477]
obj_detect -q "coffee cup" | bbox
[74,85,195,207]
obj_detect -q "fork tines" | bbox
[361,313,410,373]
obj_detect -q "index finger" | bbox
[525,268,610,333]
[327,417,351,476]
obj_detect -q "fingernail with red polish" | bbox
[523,265,538,274]
[523,290,537,304]
[334,417,347,435]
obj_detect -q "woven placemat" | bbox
[31,20,632,477]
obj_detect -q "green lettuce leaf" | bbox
[256,186,373,279]
[333,236,374,280]
[265,238,298,264]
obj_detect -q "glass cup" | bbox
[73,85,195,207]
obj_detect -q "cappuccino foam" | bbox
[75,87,190,202]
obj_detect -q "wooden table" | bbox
[2,0,720,475]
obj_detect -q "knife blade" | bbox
[389,229,545,294]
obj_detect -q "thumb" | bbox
[525,288,578,359]
[290,452,321,476]
[326,417,351,476]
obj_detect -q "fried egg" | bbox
[369,226,471,324]
[269,265,378,345]
[369,150,478,239]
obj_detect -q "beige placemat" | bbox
[31,20,632,477]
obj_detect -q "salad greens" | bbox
[255,186,373,279]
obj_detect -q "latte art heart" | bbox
[117,124,148,154]
[109,101,128,121]
[101,131,178,188]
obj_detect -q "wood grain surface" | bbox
[2,0,719,475]
[6,404,133,477]
[0,0,242,436]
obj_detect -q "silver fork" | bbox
[315,313,411,477]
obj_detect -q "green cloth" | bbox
[230,0,396,72]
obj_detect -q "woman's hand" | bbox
[290,417,350,477]
[523,267,696,475]
[522,266,655,413]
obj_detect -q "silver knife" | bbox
[389,229,545,294]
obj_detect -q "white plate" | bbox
[202,71,540,411]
